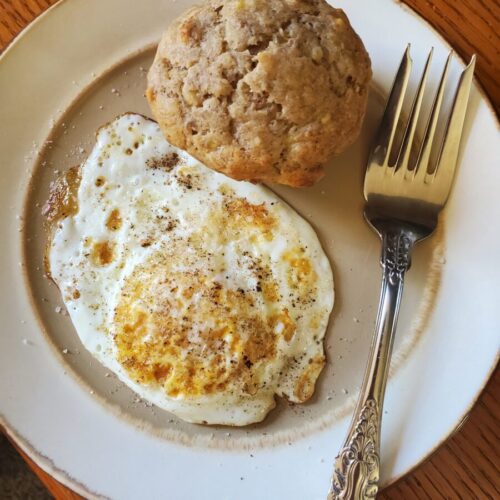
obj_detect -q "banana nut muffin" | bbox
[147,0,371,187]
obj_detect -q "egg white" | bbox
[47,114,334,425]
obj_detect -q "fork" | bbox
[327,46,476,500]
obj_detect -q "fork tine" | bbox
[414,52,452,182]
[428,55,476,188]
[396,48,433,176]
[369,45,412,168]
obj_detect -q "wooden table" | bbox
[1,1,498,498]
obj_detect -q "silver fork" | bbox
[327,46,476,500]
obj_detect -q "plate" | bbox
[0,1,498,498]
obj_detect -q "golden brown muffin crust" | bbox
[147,0,372,187]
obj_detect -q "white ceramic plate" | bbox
[0,1,499,499]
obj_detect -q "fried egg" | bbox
[44,114,334,425]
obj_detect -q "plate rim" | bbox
[0,0,498,497]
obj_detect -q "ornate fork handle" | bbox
[328,226,416,500]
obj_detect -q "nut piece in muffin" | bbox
[147,0,372,187]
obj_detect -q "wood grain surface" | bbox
[1,1,498,499]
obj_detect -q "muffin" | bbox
[147,0,371,187]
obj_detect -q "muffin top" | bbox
[147,0,371,187]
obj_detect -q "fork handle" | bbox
[328,228,415,500]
